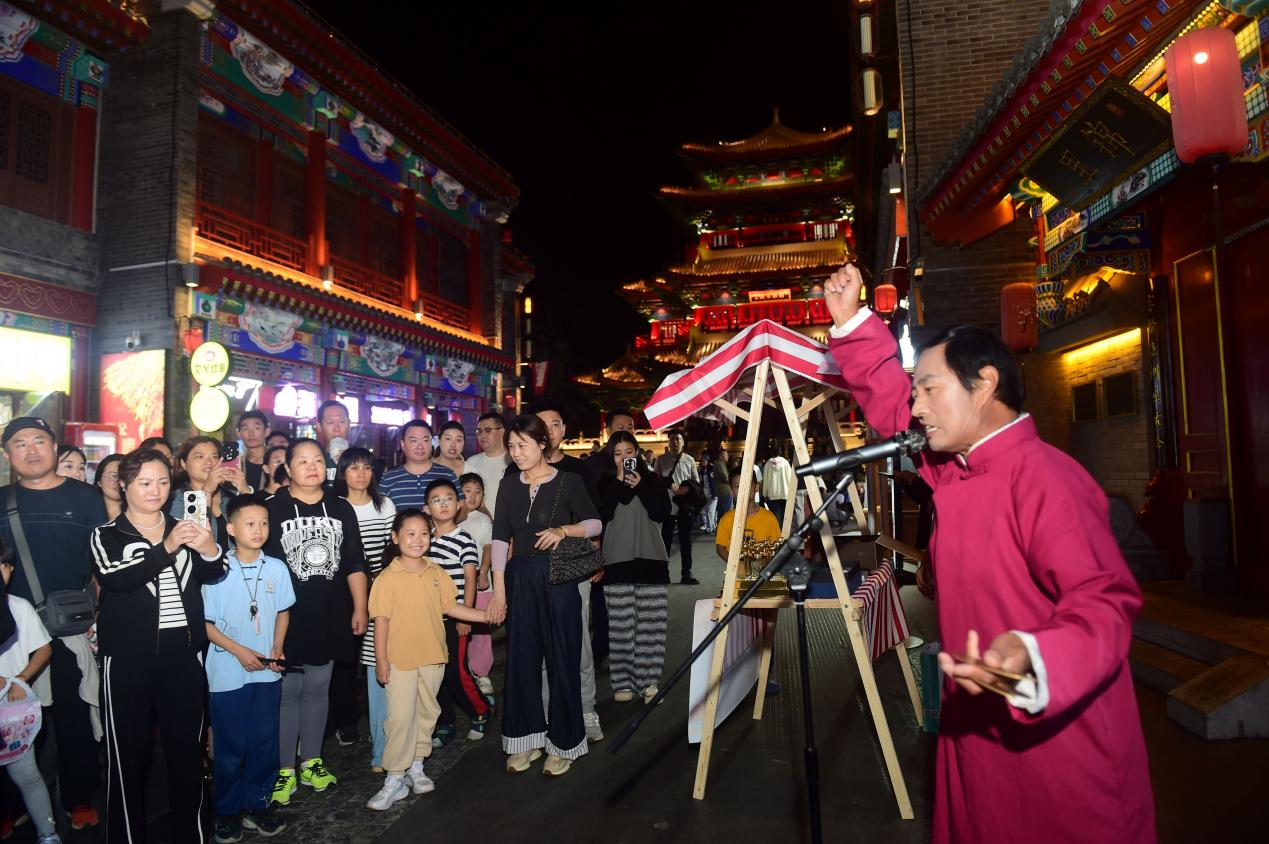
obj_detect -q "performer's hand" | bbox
[938,630,1031,696]
[823,263,864,328]
[916,561,935,600]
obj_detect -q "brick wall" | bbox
[896,0,1051,339]
[94,10,203,428]
[1022,330,1154,508]
[0,206,98,292]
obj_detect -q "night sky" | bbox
[306,2,854,373]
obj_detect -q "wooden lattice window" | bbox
[271,153,305,240]
[367,201,400,279]
[325,183,361,262]
[196,116,254,217]
[437,227,469,305]
[0,76,73,223]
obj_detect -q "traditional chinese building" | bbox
[615,114,856,381]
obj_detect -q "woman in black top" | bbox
[490,415,600,777]
[596,431,671,704]
[91,448,225,844]
[262,439,368,802]
[169,436,250,543]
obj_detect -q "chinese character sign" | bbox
[1024,78,1173,211]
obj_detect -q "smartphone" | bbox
[220,440,240,469]
[622,457,638,479]
[183,489,208,527]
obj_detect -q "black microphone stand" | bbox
[609,469,857,844]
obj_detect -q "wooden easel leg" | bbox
[895,643,924,728]
[772,370,914,819]
[694,360,771,801]
[753,616,776,721]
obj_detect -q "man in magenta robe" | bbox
[823,264,1154,843]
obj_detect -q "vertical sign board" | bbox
[1023,78,1174,212]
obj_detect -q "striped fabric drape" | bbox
[855,562,910,661]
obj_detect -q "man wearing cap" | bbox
[1,418,106,830]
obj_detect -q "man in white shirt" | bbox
[464,412,509,518]
[654,429,700,585]
[761,450,793,524]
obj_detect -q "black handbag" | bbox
[6,487,96,638]
[546,474,604,585]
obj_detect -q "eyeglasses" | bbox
[475,427,503,435]
[428,496,457,506]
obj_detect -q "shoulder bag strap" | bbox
[546,470,568,526]
[5,485,45,607]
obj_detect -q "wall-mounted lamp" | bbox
[886,162,903,195]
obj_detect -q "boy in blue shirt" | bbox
[203,493,295,843]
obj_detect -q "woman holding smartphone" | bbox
[594,430,670,704]
[169,437,249,541]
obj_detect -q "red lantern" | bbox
[1164,28,1248,164]
[1000,282,1037,352]
[874,282,899,316]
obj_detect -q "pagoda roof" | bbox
[668,239,852,281]
[658,174,853,207]
[680,114,852,163]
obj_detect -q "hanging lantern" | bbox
[1164,27,1248,164]
[874,282,898,316]
[1000,282,1038,352]
[861,69,883,116]
[859,14,876,59]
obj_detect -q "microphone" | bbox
[795,430,927,477]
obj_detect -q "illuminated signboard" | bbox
[369,404,413,427]
[0,327,71,393]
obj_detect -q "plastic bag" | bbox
[0,678,42,766]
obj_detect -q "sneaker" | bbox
[366,775,408,811]
[613,689,635,703]
[213,815,243,844]
[643,685,661,705]
[542,755,572,777]
[241,807,286,837]
[335,727,360,747]
[680,575,701,585]
[583,710,604,742]
[270,769,297,806]
[475,675,494,695]
[467,711,490,741]
[432,724,455,748]
[36,835,61,844]
[299,757,337,792]
[371,765,384,774]
[505,749,542,773]
[68,806,98,831]
[405,761,434,795]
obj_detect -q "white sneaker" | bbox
[643,685,660,705]
[366,775,409,811]
[583,710,603,742]
[475,675,494,695]
[405,761,434,795]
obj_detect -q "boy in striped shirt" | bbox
[423,478,491,744]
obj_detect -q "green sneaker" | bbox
[270,769,297,806]
[299,757,337,792]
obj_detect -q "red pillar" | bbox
[255,138,273,224]
[304,131,327,275]
[400,188,417,309]
[69,107,97,232]
[466,228,482,335]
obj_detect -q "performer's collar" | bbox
[956,412,1031,467]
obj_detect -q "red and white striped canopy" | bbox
[644,319,851,430]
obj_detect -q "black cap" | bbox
[2,417,56,447]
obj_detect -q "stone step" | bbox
[1167,654,1269,740]
[1132,615,1246,666]
[1129,639,1208,694]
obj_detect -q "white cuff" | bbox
[828,306,873,338]
[200,543,224,562]
[1008,629,1049,714]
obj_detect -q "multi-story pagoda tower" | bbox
[621,113,856,370]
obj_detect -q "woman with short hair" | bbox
[490,415,601,777]
[91,447,225,844]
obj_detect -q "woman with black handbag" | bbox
[488,415,600,778]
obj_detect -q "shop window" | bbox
[438,228,469,305]
[0,77,73,224]
[1071,382,1098,422]
[197,116,255,217]
[1103,371,1137,417]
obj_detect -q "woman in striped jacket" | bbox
[91,447,226,844]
